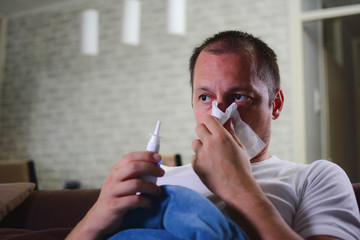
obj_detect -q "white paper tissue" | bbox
[211,101,266,159]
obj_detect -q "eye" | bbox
[199,94,211,103]
[234,94,249,102]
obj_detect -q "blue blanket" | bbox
[108,185,248,240]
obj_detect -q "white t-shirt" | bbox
[157,156,360,239]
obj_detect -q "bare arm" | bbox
[66,152,164,240]
[191,115,339,240]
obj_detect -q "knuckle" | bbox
[122,152,142,163]
[121,153,132,163]
[191,139,199,151]
[130,179,143,189]
[127,162,140,175]
[105,197,119,209]
[214,130,228,143]
[130,195,142,205]
[204,114,212,122]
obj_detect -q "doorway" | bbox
[302,3,360,182]
[323,15,360,182]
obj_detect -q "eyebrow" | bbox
[194,86,253,94]
[194,86,211,93]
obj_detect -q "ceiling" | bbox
[0,0,74,17]
[1,0,360,18]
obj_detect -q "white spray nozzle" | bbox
[154,120,161,136]
[146,120,161,154]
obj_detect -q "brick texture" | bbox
[0,0,292,189]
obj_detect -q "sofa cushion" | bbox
[0,188,100,230]
[0,183,35,221]
[0,228,71,240]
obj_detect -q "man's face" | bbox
[192,51,276,146]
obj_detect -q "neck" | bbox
[250,148,271,163]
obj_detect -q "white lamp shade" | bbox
[167,0,186,35]
[81,9,99,55]
[122,0,141,46]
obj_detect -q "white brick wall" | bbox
[0,0,293,189]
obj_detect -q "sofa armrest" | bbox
[0,189,100,230]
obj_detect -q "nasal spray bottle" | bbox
[142,120,162,184]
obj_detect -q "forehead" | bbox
[192,51,270,99]
[193,51,254,87]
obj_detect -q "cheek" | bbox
[242,108,272,138]
[238,107,265,129]
[193,105,211,124]
[194,111,206,124]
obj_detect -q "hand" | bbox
[191,115,253,198]
[66,152,164,240]
[192,116,303,240]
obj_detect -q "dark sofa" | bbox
[1,184,360,240]
[0,188,100,239]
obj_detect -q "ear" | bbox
[272,89,284,120]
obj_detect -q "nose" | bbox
[216,101,230,112]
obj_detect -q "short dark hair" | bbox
[189,30,280,103]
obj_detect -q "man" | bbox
[66,31,360,240]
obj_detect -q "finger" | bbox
[111,151,162,177]
[123,151,162,164]
[190,154,198,172]
[224,119,244,147]
[195,123,211,140]
[125,162,165,180]
[111,161,165,182]
[191,139,202,153]
[110,179,162,197]
[190,154,197,165]
[202,115,235,143]
[203,115,228,135]
[111,194,153,213]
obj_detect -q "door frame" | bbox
[289,1,360,163]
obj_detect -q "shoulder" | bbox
[252,157,349,187]
[288,159,354,201]
[293,160,360,239]
[302,160,351,189]
[307,159,343,173]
